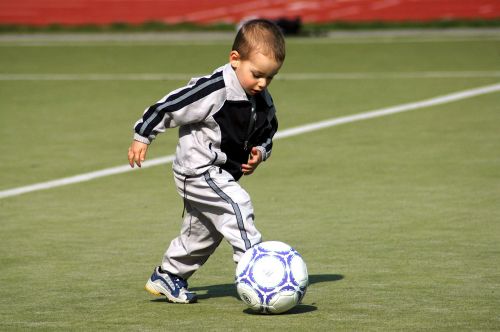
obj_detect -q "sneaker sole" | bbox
[145,279,195,304]
[145,280,162,296]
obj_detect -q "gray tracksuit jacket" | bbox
[133,63,278,180]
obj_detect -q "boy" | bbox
[128,19,285,304]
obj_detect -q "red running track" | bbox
[1,0,499,26]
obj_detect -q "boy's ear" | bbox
[229,50,241,68]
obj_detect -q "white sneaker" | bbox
[145,266,198,304]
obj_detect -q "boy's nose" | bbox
[258,78,267,89]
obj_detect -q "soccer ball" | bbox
[235,241,308,314]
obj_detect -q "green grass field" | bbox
[1,31,499,330]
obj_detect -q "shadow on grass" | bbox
[188,273,344,300]
[150,274,343,304]
[243,304,318,315]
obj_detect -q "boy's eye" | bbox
[252,72,274,81]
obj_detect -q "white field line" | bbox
[1,71,500,81]
[278,71,500,80]
[0,155,175,200]
[0,73,194,81]
[1,82,499,199]
[274,83,500,139]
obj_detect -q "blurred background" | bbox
[1,0,499,32]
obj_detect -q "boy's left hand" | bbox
[242,147,263,176]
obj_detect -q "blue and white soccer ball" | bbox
[235,241,308,314]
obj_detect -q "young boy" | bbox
[128,19,285,304]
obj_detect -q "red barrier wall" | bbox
[1,0,499,26]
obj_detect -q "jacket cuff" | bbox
[134,133,152,145]
[255,146,270,161]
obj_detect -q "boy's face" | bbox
[230,50,282,96]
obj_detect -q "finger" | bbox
[140,148,147,164]
[128,148,135,168]
[248,157,259,166]
[134,151,142,167]
[247,155,259,165]
[242,164,255,174]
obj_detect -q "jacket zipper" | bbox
[244,97,257,150]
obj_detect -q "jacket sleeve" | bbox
[133,71,225,144]
[255,110,278,162]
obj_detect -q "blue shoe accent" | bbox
[145,267,197,303]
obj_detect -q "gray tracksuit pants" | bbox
[161,166,262,279]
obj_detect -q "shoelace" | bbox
[172,276,188,289]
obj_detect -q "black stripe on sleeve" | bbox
[136,71,225,137]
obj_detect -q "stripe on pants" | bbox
[203,171,251,250]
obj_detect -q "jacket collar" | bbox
[222,63,248,101]
[221,63,274,107]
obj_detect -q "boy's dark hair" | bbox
[232,19,286,63]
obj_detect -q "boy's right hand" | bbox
[128,140,149,168]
